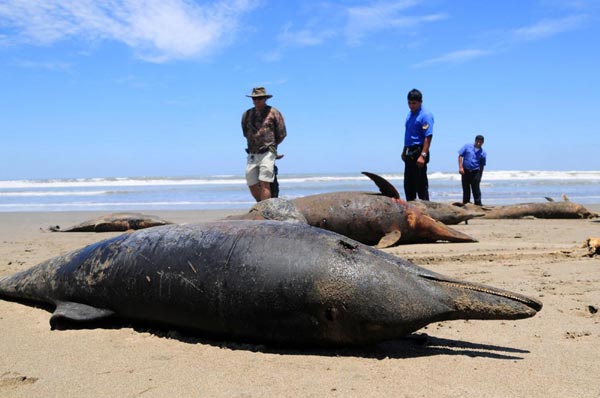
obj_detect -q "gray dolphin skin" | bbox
[410,200,485,225]
[226,198,308,223]
[290,172,477,247]
[0,221,541,346]
[48,212,171,232]
[361,172,484,225]
[292,193,476,247]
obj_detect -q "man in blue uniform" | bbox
[458,134,487,206]
[402,89,434,200]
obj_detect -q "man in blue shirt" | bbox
[458,134,487,206]
[402,89,434,200]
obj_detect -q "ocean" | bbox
[1,171,599,212]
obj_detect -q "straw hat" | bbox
[246,87,273,99]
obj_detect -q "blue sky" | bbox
[1,0,599,180]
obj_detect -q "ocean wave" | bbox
[0,178,248,189]
[2,170,599,190]
[0,200,255,210]
[0,190,109,197]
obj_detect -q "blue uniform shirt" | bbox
[405,107,434,147]
[459,143,487,171]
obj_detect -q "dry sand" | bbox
[1,209,599,398]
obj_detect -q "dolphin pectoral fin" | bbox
[376,230,402,248]
[361,172,401,199]
[50,301,115,329]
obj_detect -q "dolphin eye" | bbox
[325,307,338,321]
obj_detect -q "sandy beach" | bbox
[1,208,599,398]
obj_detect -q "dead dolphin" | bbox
[48,212,172,232]
[361,172,485,225]
[0,221,541,346]
[291,172,477,247]
[226,198,307,223]
[409,199,485,225]
[459,196,598,219]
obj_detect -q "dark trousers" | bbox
[461,169,482,205]
[270,165,279,198]
[403,160,429,201]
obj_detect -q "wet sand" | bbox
[1,209,599,397]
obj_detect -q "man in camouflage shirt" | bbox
[241,87,287,202]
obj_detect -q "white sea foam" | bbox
[0,178,247,189]
[2,170,599,190]
[0,201,255,209]
[1,171,599,212]
[0,191,108,197]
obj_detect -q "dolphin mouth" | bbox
[421,275,543,312]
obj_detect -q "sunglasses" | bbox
[252,97,267,101]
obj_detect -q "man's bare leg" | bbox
[249,184,261,202]
[259,181,271,201]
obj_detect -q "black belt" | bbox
[246,148,270,155]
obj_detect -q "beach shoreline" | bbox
[1,209,599,397]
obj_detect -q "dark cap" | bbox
[475,134,484,142]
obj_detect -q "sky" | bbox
[0,0,599,180]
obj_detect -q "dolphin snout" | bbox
[422,275,542,320]
[414,214,478,243]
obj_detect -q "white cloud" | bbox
[414,12,590,68]
[512,15,586,41]
[412,49,491,68]
[0,0,259,62]
[275,1,446,52]
[11,59,72,70]
[278,22,337,47]
[345,1,446,45]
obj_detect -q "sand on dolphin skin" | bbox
[0,208,599,398]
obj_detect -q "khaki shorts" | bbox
[245,151,276,186]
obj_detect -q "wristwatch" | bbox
[421,152,427,157]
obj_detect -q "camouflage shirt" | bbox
[241,105,287,154]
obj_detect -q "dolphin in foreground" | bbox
[0,221,542,346]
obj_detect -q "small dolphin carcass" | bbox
[48,212,172,232]
[0,221,541,346]
[457,195,598,219]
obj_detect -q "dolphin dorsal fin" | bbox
[361,172,401,199]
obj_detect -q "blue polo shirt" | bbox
[458,144,487,171]
[405,107,434,147]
